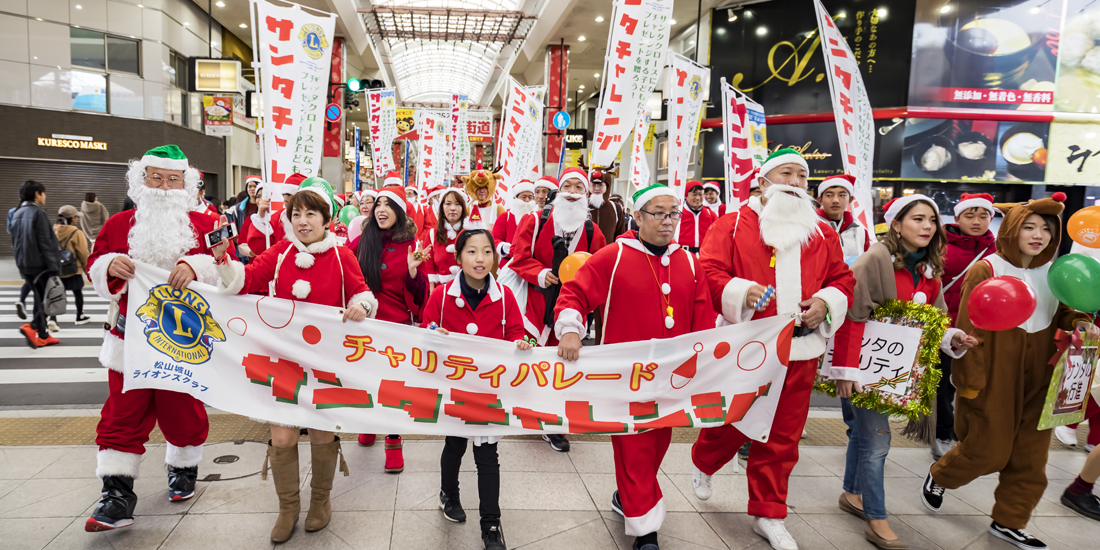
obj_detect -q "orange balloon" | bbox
[1068,206,1100,249]
[558,251,592,283]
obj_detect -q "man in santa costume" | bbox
[533,175,559,208]
[191,173,219,219]
[703,182,725,216]
[678,181,719,254]
[555,183,714,550]
[815,174,871,260]
[85,145,230,532]
[691,148,855,550]
[404,182,427,232]
[588,168,626,243]
[245,173,307,256]
[507,166,606,453]
[492,179,539,268]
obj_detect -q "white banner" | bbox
[814,0,875,230]
[416,110,449,194]
[721,79,754,207]
[252,0,336,195]
[450,94,471,176]
[123,263,791,438]
[592,0,673,168]
[667,53,709,199]
[367,88,398,178]
[496,81,546,194]
[820,322,922,397]
[745,100,768,169]
[630,103,651,191]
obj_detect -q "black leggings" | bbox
[440,436,500,528]
[935,352,956,441]
[19,281,30,304]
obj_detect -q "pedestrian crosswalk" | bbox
[0,284,111,406]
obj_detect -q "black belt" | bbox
[683,246,700,253]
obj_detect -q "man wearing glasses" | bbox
[85,145,233,533]
[554,183,715,550]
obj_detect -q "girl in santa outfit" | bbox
[830,194,975,550]
[211,179,377,543]
[492,180,539,268]
[420,188,469,288]
[419,228,531,550]
[348,185,428,471]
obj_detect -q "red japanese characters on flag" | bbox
[450,94,472,176]
[667,53,710,199]
[496,80,545,193]
[630,103,651,191]
[721,79,756,207]
[252,0,335,199]
[591,0,673,168]
[366,88,398,178]
[416,110,449,193]
[814,0,875,230]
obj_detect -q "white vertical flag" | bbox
[630,103,651,191]
[450,94,471,175]
[721,79,755,207]
[667,53,710,199]
[366,88,398,178]
[416,110,449,193]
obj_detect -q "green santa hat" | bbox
[297,176,339,217]
[141,144,190,171]
[631,183,678,211]
[758,148,808,180]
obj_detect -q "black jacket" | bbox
[10,201,60,277]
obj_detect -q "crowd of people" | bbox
[9,143,1100,550]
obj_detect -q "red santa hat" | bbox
[817,174,856,197]
[377,185,412,213]
[465,204,487,230]
[426,184,447,201]
[278,173,308,196]
[953,192,998,218]
[511,180,536,198]
[686,180,705,194]
[356,189,378,201]
[383,170,403,187]
[535,175,559,191]
[703,182,721,194]
[335,194,346,207]
[558,167,589,191]
[883,194,939,227]
[405,185,422,199]
[245,175,263,186]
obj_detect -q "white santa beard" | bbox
[129,186,198,270]
[511,199,539,219]
[758,184,821,252]
[552,193,589,232]
[589,194,605,208]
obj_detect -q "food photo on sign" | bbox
[900,118,1049,182]
[1054,0,1100,113]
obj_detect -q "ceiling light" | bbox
[594,73,600,78]
[578,36,586,42]
[939,5,952,14]
[728,9,737,22]
[670,19,677,25]
[33,56,37,60]
[138,4,143,7]
[216,1,225,6]
[690,40,696,45]
[35,17,42,21]
[579,85,585,89]
[568,98,573,102]
[595,16,604,22]
[838,11,846,18]
[183,22,190,26]
[756,26,767,36]
[877,8,887,17]
[239,23,248,28]
[1029,7,1040,14]
[75,4,82,8]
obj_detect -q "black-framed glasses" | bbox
[638,209,682,221]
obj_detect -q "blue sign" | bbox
[552,111,570,130]
[325,103,341,123]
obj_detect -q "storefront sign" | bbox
[565,129,587,150]
[591,0,672,167]
[765,118,904,179]
[667,53,709,198]
[467,110,495,143]
[36,136,107,150]
[1046,121,1099,184]
[190,59,241,93]
[366,88,398,177]
[203,96,233,136]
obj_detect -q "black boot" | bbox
[482,522,507,550]
[85,476,137,532]
[167,465,198,502]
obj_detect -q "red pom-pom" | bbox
[1052,192,1067,202]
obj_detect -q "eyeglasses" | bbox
[638,209,682,221]
[145,173,182,184]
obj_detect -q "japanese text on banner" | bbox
[450,94,471,175]
[416,110,449,193]
[721,80,755,207]
[667,53,709,198]
[630,103,651,191]
[367,88,398,178]
[820,322,922,396]
[253,0,335,190]
[496,81,546,191]
[814,0,875,230]
[592,0,672,168]
[122,263,791,439]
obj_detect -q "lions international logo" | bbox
[526,100,539,122]
[435,121,446,136]
[137,285,225,365]
[688,75,702,101]
[298,23,328,60]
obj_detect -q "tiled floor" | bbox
[0,441,1097,549]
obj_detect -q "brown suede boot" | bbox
[304,436,349,532]
[262,441,300,543]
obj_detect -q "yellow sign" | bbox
[37,137,107,150]
[194,59,240,93]
[396,108,415,136]
[136,285,225,365]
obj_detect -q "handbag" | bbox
[35,272,67,317]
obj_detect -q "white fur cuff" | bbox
[178,255,219,286]
[828,366,862,382]
[96,448,142,479]
[99,331,125,373]
[554,308,586,341]
[89,252,126,300]
[812,286,849,339]
[238,243,253,257]
[250,213,273,236]
[165,443,203,468]
[623,497,666,537]
[940,328,967,359]
[790,332,827,361]
[349,290,379,319]
[538,268,552,289]
[497,242,511,256]
[720,278,757,324]
[216,260,246,295]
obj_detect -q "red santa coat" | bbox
[346,234,428,325]
[678,205,718,250]
[508,209,607,342]
[246,210,286,257]
[491,210,525,268]
[419,275,526,341]
[420,228,461,284]
[942,224,996,323]
[553,231,714,536]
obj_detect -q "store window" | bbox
[70,71,107,113]
[164,51,190,126]
[70,29,140,76]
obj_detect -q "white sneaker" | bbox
[753,517,798,550]
[692,465,713,500]
[932,438,955,459]
[1086,443,1096,452]
[1054,425,1077,446]
[47,319,60,333]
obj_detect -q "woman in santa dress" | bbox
[830,195,975,550]
[347,186,428,472]
[420,189,469,289]
[419,229,531,550]
[211,182,377,544]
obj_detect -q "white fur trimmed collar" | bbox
[281,215,336,254]
[445,273,503,303]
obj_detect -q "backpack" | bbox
[534,205,594,251]
[35,272,67,316]
[57,231,80,277]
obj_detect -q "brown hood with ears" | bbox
[992,196,1065,269]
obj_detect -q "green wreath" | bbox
[813,300,950,422]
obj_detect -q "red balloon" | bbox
[966,276,1037,331]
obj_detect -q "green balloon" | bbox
[1048,253,1100,313]
[338,204,359,226]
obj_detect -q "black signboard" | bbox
[565,128,587,150]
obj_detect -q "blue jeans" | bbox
[841,398,892,520]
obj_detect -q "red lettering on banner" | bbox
[271,106,293,129]
[265,16,293,40]
[444,355,479,380]
[379,346,407,368]
[242,354,306,404]
[619,13,638,35]
[565,401,628,433]
[343,335,376,361]
[675,68,688,86]
[724,382,773,423]
[378,379,442,422]
[833,66,852,90]
[629,401,657,418]
[843,119,854,136]
[271,76,294,100]
[552,362,583,390]
[479,365,507,388]
[312,369,340,386]
[635,409,693,430]
[838,92,854,116]
[275,137,287,147]
[445,389,508,424]
[609,84,623,103]
[313,388,372,409]
[512,406,562,430]
[269,161,286,183]
[614,40,633,60]
[269,54,293,66]
[827,38,848,59]
[691,392,727,422]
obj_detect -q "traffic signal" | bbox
[346,78,362,92]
